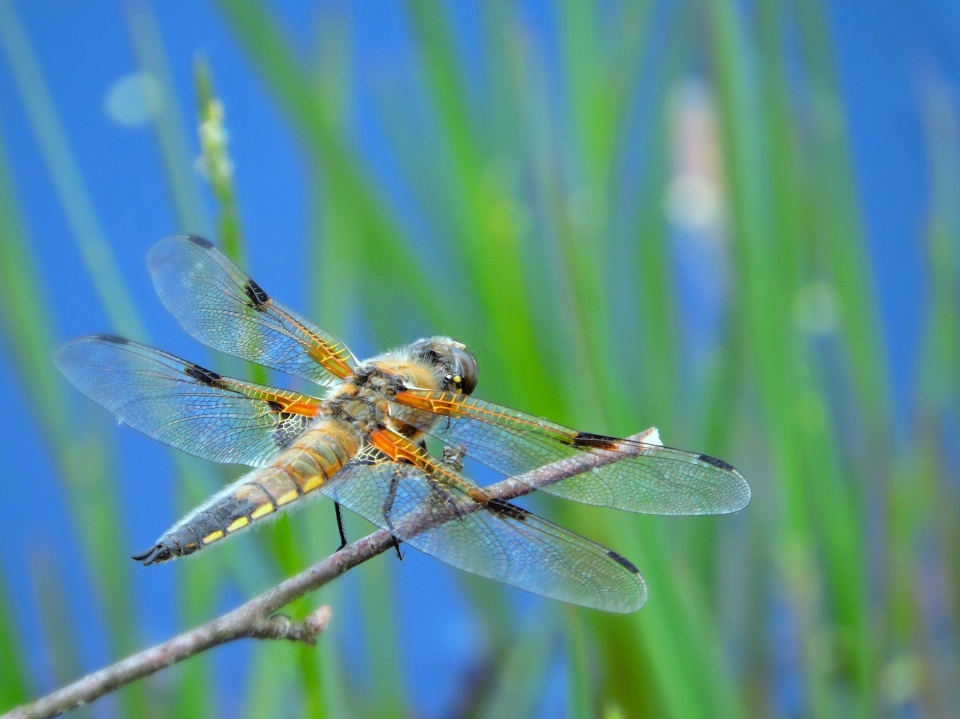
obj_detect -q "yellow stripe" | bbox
[301,476,325,493]
[276,490,299,506]
[203,530,224,544]
[251,503,274,519]
[227,517,249,532]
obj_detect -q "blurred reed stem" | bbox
[0,566,28,711]
[125,0,209,237]
[0,0,145,343]
[0,118,147,717]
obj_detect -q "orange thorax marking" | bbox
[282,400,324,416]
[369,429,419,463]
[393,391,460,416]
[307,346,352,378]
[368,429,488,504]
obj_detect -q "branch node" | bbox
[247,605,332,646]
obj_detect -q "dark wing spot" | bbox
[184,235,215,248]
[571,432,621,451]
[607,550,639,574]
[487,498,531,521]
[267,400,284,412]
[94,334,131,345]
[184,363,222,386]
[243,279,269,307]
[698,453,735,471]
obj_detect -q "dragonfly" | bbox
[56,235,750,613]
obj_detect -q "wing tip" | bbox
[711,475,752,514]
[605,573,648,614]
[54,334,127,374]
[604,551,647,613]
[148,235,218,278]
[695,453,752,513]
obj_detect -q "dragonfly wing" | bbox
[55,336,322,466]
[393,390,751,515]
[320,431,646,613]
[148,235,357,386]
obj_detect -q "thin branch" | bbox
[3,428,659,719]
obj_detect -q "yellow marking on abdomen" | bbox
[203,530,224,544]
[227,517,249,532]
[301,475,325,493]
[276,489,299,506]
[251,503,274,519]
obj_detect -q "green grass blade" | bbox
[565,608,593,719]
[478,610,557,719]
[0,122,148,716]
[27,548,86,704]
[215,0,451,331]
[793,0,892,433]
[125,0,210,237]
[405,0,555,409]
[0,565,29,712]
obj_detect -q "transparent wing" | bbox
[319,430,646,613]
[55,336,322,466]
[148,235,357,386]
[393,390,751,515]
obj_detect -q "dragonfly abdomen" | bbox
[133,423,360,565]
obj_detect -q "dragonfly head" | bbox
[410,336,478,395]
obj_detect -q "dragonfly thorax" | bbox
[324,372,395,435]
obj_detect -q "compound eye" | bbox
[452,348,478,395]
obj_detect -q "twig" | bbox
[3,428,659,719]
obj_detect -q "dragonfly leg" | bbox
[383,466,404,560]
[382,466,401,528]
[425,476,466,521]
[334,502,348,551]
